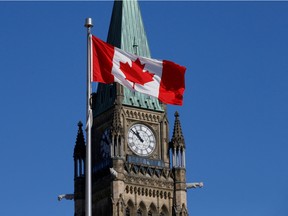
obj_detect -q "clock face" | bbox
[100,128,111,158]
[128,124,156,156]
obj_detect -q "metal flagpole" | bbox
[84,17,93,216]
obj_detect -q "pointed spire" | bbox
[93,0,164,115]
[170,112,185,148]
[107,0,151,57]
[73,121,86,159]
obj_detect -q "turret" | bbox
[170,112,188,216]
[73,122,85,216]
[170,111,186,168]
[73,1,190,215]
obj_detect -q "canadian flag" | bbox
[92,35,186,105]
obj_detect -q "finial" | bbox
[84,18,93,28]
[75,121,85,146]
[78,121,83,128]
[174,111,179,118]
[74,121,86,158]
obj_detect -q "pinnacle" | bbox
[76,121,85,146]
[174,111,179,118]
[74,121,86,159]
[78,121,83,128]
[170,111,185,148]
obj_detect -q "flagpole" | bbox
[84,17,93,216]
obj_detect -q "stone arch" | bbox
[138,201,147,215]
[148,202,157,215]
[125,199,135,216]
[159,204,169,216]
[180,203,188,216]
[127,199,134,206]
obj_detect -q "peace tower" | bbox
[73,0,189,215]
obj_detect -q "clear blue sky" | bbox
[0,1,288,216]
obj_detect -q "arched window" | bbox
[148,202,157,216]
[159,204,169,216]
[137,209,142,216]
[125,207,130,216]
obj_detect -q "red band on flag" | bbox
[92,36,114,83]
[159,60,186,106]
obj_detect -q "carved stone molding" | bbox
[124,175,173,190]
[125,109,161,123]
[124,162,173,180]
[124,184,172,200]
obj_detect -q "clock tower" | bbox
[73,0,189,215]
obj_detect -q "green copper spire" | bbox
[107,0,151,57]
[93,0,164,116]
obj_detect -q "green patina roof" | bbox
[93,0,164,116]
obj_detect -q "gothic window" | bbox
[125,207,130,216]
[137,209,142,216]
[160,205,169,216]
[76,159,85,177]
[149,203,157,215]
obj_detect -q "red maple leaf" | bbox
[120,58,154,89]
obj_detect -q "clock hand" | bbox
[132,129,144,143]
